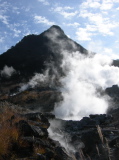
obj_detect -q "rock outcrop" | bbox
[49,113,119,160]
[0,101,119,160]
[0,104,74,160]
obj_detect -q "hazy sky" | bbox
[0,0,119,57]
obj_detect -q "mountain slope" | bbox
[0,25,89,82]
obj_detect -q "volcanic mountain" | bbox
[1,26,119,160]
[0,25,91,110]
[0,25,118,111]
[0,25,89,83]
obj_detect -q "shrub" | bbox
[0,105,24,159]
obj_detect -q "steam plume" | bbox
[54,52,119,120]
[1,65,16,78]
[19,69,50,92]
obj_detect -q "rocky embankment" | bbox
[0,85,62,112]
[0,102,74,160]
[49,113,119,160]
[0,102,119,160]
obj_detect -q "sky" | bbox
[0,0,119,58]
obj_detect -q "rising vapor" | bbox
[54,52,119,120]
[19,69,50,92]
[1,65,16,78]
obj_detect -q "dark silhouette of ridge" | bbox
[0,25,89,82]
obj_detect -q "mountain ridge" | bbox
[0,25,89,83]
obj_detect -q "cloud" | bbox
[63,6,74,10]
[60,11,78,18]
[76,28,93,41]
[13,28,21,37]
[80,0,113,10]
[115,40,119,43]
[78,10,118,38]
[87,40,119,59]
[0,15,9,25]
[1,65,16,78]
[37,0,50,5]
[81,0,101,9]
[77,0,119,44]
[100,0,113,10]
[34,15,55,26]
[0,37,4,43]
[51,6,78,18]
[12,6,20,14]
[114,0,119,2]
[65,22,80,27]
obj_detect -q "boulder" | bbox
[81,129,101,155]
[109,137,119,147]
[36,154,46,160]
[16,120,40,137]
[43,112,55,119]
[24,112,49,123]
[31,125,48,137]
[89,114,113,125]
[44,148,54,159]
[55,146,73,160]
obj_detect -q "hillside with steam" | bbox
[1,25,119,159]
[0,25,119,117]
[0,25,90,112]
[0,25,88,82]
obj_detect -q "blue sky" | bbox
[0,0,119,58]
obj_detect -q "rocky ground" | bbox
[0,100,119,160]
[0,75,119,160]
[49,113,119,160]
[0,101,74,160]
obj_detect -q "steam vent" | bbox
[0,26,119,160]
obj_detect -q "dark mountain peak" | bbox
[0,25,89,82]
[42,25,67,40]
[15,25,66,50]
[49,25,63,31]
[48,25,65,35]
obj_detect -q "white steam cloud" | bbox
[54,52,119,120]
[28,69,49,88]
[1,65,16,77]
[19,68,58,92]
[19,69,50,92]
[48,119,74,152]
